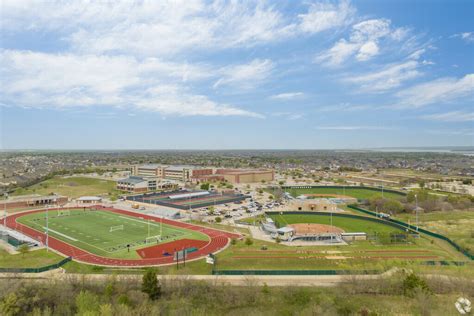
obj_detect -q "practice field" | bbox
[268,213,402,235]
[279,186,405,200]
[16,208,209,259]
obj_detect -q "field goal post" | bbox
[57,210,71,217]
[145,235,161,244]
[109,224,124,232]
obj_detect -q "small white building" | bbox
[275,226,295,241]
[76,196,102,204]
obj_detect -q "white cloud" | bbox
[317,103,371,112]
[270,92,305,100]
[213,59,273,89]
[451,32,474,43]
[0,50,262,118]
[343,60,420,92]
[298,0,354,33]
[356,41,379,61]
[315,125,391,130]
[1,0,355,57]
[421,111,474,122]
[316,18,408,66]
[396,74,474,108]
[315,39,359,66]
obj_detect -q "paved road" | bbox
[0,268,398,287]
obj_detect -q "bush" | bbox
[244,238,253,246]
[402,273,431,297]
[141,269,161,300]
[215,217,222,223]
[230,238,237,245]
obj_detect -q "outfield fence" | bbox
[265,211,415,233]
[347,205,474,260]
[278,185,407,198]
[0,256,72,273]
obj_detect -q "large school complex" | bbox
[117,164,274,193]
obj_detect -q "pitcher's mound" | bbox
[288,223,344,235]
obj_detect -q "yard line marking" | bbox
[42,227,78,242]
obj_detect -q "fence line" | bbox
[0,256,71,273]
[347,205,473,260]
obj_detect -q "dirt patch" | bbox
[325,255,350,260]
[288,223,345,235]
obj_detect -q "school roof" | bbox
[117,176,147,184]
[77,196,102,201]
[277,227,295,233]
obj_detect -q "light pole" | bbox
[45,204,49,252]
[3,193,7,227]
[415,194,419,232]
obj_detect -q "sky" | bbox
[0,0,473,150]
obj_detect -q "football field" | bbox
[17,209,209,259]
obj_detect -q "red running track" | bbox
[5,206,240,267]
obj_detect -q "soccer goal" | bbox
[109,225,124,232]
[57,210,71,217]
[145,235,161,244]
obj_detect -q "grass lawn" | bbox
[17,209,209,259]
[12,176,121,199]
[395,210,474,253]
[214,235,459,271]
[277,187,405,200]
[0,248,65,268]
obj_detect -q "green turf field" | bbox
[268,213,402,234]
[279,186,405,200]
[17,209,209,259]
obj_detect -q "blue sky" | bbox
[1,0,473,149]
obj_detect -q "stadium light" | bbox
[3,193,7,227]
[415,194,419,232]
[45,204,49,252]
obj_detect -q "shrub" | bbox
[141,269,161,300]
[244,238,253,246]
[402,273,431,297]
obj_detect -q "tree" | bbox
[245,237,253,246]
[402,273,431,297]
[200,183,210,190]
[384,199,404,214]
[141,269,161,300]
[75,290,100,315]
[0,293,21,316]
[18,243,30,258]
[215,216,222,223]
